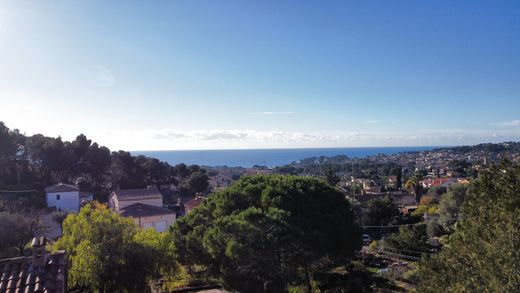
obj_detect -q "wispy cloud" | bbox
[149,128,520,146]
[493,120,520,127]
[89,65,115,86]
[95,127,520,150]
[153,130,250,141]
[251,111,294,115]
[365,120,380,124]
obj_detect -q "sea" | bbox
[132,146,437,168]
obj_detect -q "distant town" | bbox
[1,121,519,292]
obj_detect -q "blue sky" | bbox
[0,0,519,150]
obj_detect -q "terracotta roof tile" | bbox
[184,197,205,209]
[0,250,66,293]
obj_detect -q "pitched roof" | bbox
[118,203,175,218]
[110,186,162,201]
[365,186,382,194]
[44,183,79,193]
[0,251,66,293]
[184,197,205,209]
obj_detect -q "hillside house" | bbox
[184,194,205,214]
[387,175,398,189]
[108,186,176,232]
[45,183,82,212]
[419,178,459,189]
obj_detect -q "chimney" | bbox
[31,237,48,272]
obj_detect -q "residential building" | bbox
[45,183,82,212]
[184,194,205,214]
[108,186,176,232]
[364,185,382,194]
[118,203,176,232]
[387,175,398,189]
[419,178,459,189]
[0,237,67,293]
[108,186,163,210]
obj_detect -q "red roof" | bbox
[0,240,66,293]
[184,197,204,209]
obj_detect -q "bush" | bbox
[51,211,68,225]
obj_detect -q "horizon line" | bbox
[130,145,453,153]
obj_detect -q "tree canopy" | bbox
[0,213,37,258]
[417,161,520,292]
[56,204,177,292]
[437,183,468,230]
[324,166,341,186]
[171,175,362,292]
[0,122,207,200]
[361,196,398,226]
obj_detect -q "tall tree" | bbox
[417,161,520,292]
[85,142,111,195]
[324,166,340,186]
[405,172,423,202]
[0,213,37,258]
[361,196,398,226]
[437,184,468,230]
[171,175,362,292]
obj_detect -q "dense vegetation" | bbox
[3,122,520,292]
[0,213,37,258]
[435,141,520,154]
[171,175,362,292]
[0,122,207,202]
[56,203,177,292]
[417,160,520,292]
[276,157,404,181]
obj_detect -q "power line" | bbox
[376,250,422,261]
[0,189,38,193]
[381,247,435,256]
[361,217,460,229]
[362,223,418,228]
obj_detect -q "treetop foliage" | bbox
[417,160,520,292]
[171,174,362,292]
[56,204,177,292]
[0,122,207,201]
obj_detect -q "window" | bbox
[56,194,60,200]
[153,221,167,232]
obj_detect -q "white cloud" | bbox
[365,120,380,124]
[493,120,520,127]
[153,130,250,141]
[253,111,294,115]
[139,127,520,150]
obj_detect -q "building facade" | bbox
[45,183,81,212]
[108,186,176,232]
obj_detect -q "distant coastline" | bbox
[132,146,439,168]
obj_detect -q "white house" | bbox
[108,186,176,232]
[45,183,81,212]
